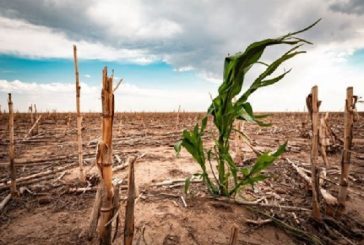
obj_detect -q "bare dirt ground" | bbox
[0,112,363,245]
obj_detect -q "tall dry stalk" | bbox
[124,156,137,245]
[34,104,38,135]
[96,67,116,244]
[338,87,357,206]
[176,105,181,129]
[29,104,34,125]
[8,93,17,195]
[73,45,85,182]
[306,86,322,221]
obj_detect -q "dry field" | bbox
[0,112,363,244]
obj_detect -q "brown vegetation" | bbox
[0,110,363,244]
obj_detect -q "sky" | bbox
[0,0,363,112]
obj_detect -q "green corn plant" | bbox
[175,20,319,196]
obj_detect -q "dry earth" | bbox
[0,112,363,244]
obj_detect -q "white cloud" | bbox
[173,66,194,72]
[0,79,98,112]
[86,0,182,40]
[0,80,211,112]
[84,74,91,78]
[0,0,364,111]
[248,45,364,112]
[198,71,221,84]
[0,16,155,63]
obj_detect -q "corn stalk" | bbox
[8,93,17,195]
[338,87,357,206]
[175,20,319,196]
[96,67,116,244]
[306,86,322,221]
[73,45,85,182]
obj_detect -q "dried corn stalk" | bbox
[8,93,17,195]
[73,45,85,182]
[234,120,244,164]
[318,113,331,166]
[338,87,357,207]
[95,67,117,244]
[306,86,322,222]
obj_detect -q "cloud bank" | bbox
[0,79,211,112]
[0,0,363,111]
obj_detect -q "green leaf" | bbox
[250,153,276,176]
[246,174,268,186]
[250,143,287,176]
[272,142,287,157]
[184,177,191,195]
[255,119,272,127]
[240,167,250,176]
[254,113,271,119]
[201,116,208,133]
[174,140,183,156]
[223,152,238,185]
[239,50,302,103]
[236,102,271,126]
[193,173,202,178]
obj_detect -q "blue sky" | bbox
[0,54,218,112]
[0,0,363,112]
[348,49,364,68]
[0,54,210,89]
[0,53,219,112]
